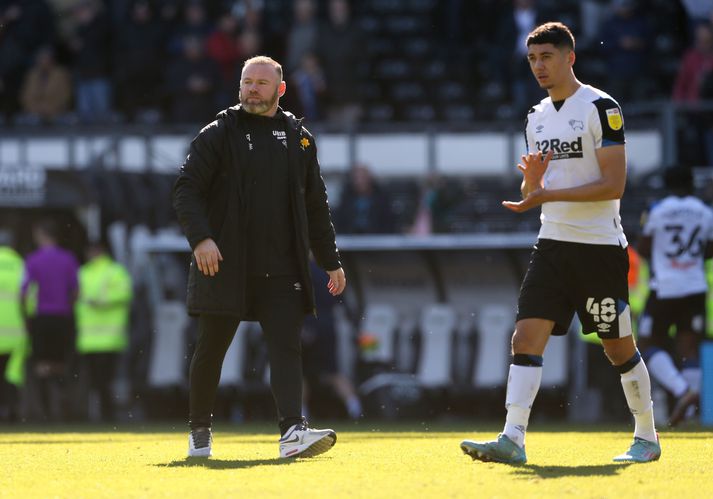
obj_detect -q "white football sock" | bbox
[620,359,657,442]
[502,364,542,448]
[646,350,689,397]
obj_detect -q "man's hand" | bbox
[502,187,548,212]
[326,267,346,296]
[194,238,223,276]
[519,150,553,196]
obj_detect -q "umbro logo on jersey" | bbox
[535,125,545,133]
[535,137,583,160]
[568,119,584,131]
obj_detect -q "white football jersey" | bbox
[642,195,713,299]
[525,84,628,246]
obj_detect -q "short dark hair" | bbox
[527,22,575,50]
[663,166,693,192]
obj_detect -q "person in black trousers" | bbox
[173,55,346,459]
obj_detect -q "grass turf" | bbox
[1,422,712,498]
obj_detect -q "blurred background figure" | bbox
[672,22,713,166]
[0,0,56,122]
[20,220,79,422]
[410,173,463,235]
[317,0,364,125]
[636,166,712,426]
[164,35,221,124]
[302,259,362,420]
[0,230,26,422]
[205,9,242,109]
[114,0,166,123]
[597,0,653,104]
[285,0,318,75]
[289,52,326,122]
[492,0,550,117]
[18,45,72,125]
[75,240,132,422]
[334,164,396,234]
[68,0,113,123]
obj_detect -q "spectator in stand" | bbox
[0,0,56,120]
[20,220,79,422]
[205,10,242,109]
[164,36,221,123]
[317,0,364,125]
[114,0,166,122]
[492,0,550,117]
[673,22,713,103]
[285,0,319,75]
[68,0,113,122]
[409,173,464,235]
[597,0,653,104]
[167,0,212,56]
[289,53,326,122]
[673,22,713,166]
[334,164,396,234]
[19,45,72,124]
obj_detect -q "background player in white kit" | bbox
[637,166,713,426]
[460,21,661,464]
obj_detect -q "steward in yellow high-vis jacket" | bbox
[0,237,26,421]
[76,242,132,421]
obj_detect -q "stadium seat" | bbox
[147,301,187,388]
[417,304,457,387]
[472,304,513,388]
[359,303,399,364]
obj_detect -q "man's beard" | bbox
[240,88,279,114]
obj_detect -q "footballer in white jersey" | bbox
[462,21,660,465]
[636,166,710,425]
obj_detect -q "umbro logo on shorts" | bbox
[293,282,302,291]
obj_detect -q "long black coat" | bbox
[172,106,341,318]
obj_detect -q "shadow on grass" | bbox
[158,457,308,470]
[513,463,631,478]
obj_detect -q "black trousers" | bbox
[189,275,305,433]
[83,352,119,421]
[0,354,18,421]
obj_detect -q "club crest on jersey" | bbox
[568,119,584,131]
[606,108,623,131]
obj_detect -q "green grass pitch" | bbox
[2,422,711,498]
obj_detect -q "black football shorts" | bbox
[517,238,632,339]
[638,290,707,342]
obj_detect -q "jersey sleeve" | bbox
[591,98,626,148]
[524,108,536,154]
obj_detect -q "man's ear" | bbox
[278,81,287,98]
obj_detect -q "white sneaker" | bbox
[279,422,337,458]
[188,427,212,458]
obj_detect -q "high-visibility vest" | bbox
[0,246,25,354]
[76,255,132,353]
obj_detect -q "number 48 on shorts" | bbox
[584,296,632,338]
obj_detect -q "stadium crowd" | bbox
[0,0,709,127]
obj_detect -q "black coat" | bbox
[172,106,341,318]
